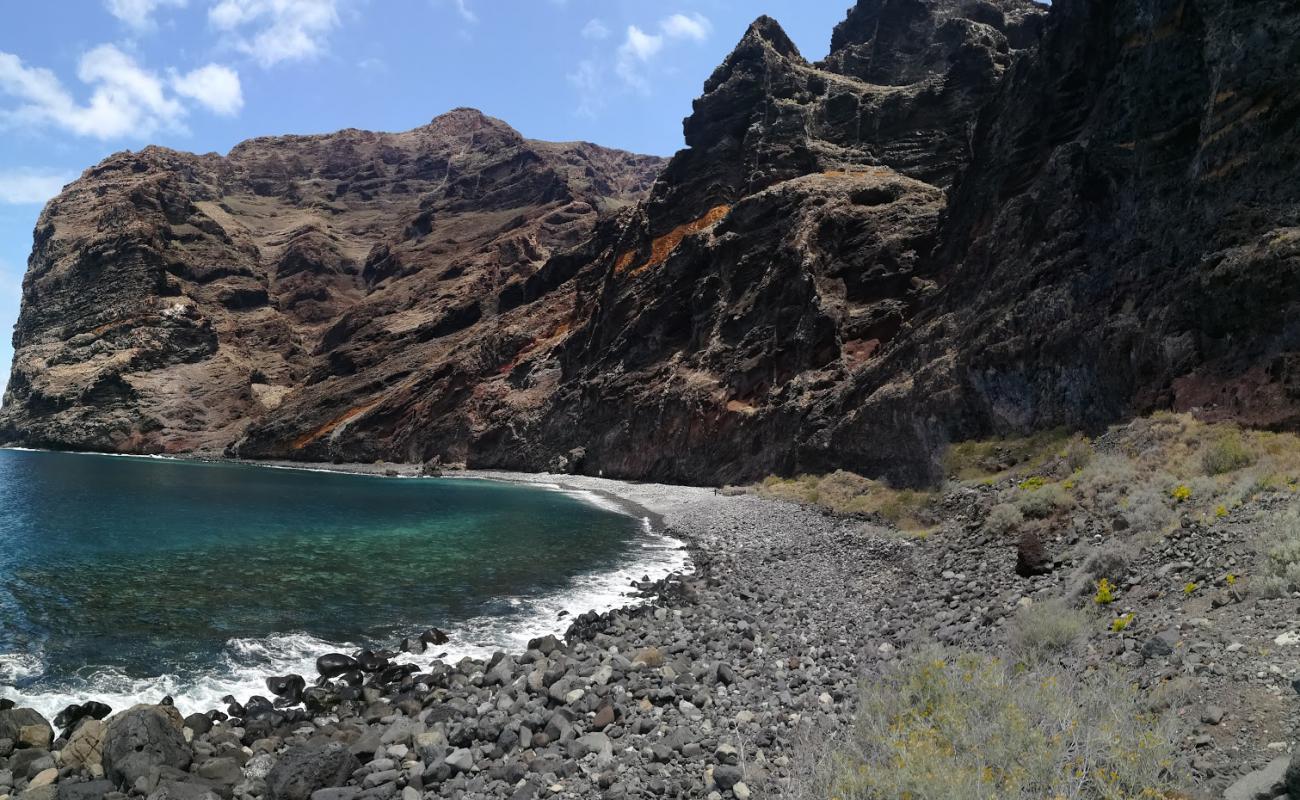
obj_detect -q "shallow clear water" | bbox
[0,450,684,717]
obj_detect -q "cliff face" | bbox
[0,110,663,459]
[6,0,1300,485]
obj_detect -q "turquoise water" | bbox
[0,450,682,716]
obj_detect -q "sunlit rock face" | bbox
[9,0,1300,487]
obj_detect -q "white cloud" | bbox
[615,26,663,91]
[621,26,663,62]
[209,0,341,67]
[104,0,187,29]
[610,14,711,93]
[170,63,243,115]
[581,18,609,41]
[0,46,241,139]
[0,169,75,205]
[661,12,711,42]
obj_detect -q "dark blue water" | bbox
[0,450,683,716]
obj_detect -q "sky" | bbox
[0,0,852,397]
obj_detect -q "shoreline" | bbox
[5,446,1293,796]
[4,447,879,797]
[0,451,703,722]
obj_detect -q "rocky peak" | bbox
[420,107,519,140]
[824,0,1047,83]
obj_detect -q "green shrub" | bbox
[1007,599,1087,666]
[983,503,1024,536]
[826,652,1180,800]
[1202,430,1255,476]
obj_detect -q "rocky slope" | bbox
[0,110,662,458]
[6,0,1300,487]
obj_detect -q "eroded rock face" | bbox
[7,0,1300,485]
[0,109,663,461]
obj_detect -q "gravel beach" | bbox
[6,461,1300,799]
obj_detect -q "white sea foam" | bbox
[2,516,689,721]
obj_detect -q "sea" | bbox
[0,449,686,719]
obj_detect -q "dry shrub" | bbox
[1016,483,1072,519]
[984,503,1023,536]
[755,470,932,530]
[1201,428,1256,476]
[1007,599,1088,666]
[827,652,1181,800]
[1257,509,1300,598]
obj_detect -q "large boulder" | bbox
[100,706,192,790]
[1226,755,1288,800]
[60,720,106,771]
[265,744,359,800]
[0,708,53,750]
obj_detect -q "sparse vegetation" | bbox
[1016,482,1071,519]
[1256,510,1300,598]
[983,503,1023,536]
[1007,599,1088,666]
[1111,613,1135,633]
[756,470,932,531]
[825,652,1180,800]
[1094,578,1116,605]
[1201,428,1256,476]
[942,428,1074,482]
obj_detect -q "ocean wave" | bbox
[1,519,689,720]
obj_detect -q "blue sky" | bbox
[0,0,851,395]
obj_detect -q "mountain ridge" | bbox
[6,0,1300,487]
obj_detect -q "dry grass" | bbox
[942,428,1075,482]
[824,652,1182,800]
[756,470,933,532]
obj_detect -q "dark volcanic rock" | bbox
[0,109,662,463]
[7,0,1300,486]
[265,744,360,800]
[100,706,192,790]
[0,707,53,750]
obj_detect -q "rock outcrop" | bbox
[6,0,1300,486]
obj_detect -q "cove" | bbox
[0,449,684,717]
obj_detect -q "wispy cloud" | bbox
[451,0,476,23]
[614,13,711,94]
[209,0,342,67]
[0,169,76,205]
[0,45,242,139]
[615,26,663,91]
[103,0,188,29]
[581,18,609,41]
[571,12,713,116]
[566,59,601,118]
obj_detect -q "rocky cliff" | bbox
[0,110,663,458]
[6,0,1300,486]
